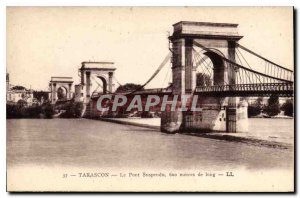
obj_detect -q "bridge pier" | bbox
[235,99,248,132]
[161,96,248,133]
[177,97,248,133]
[161,107,183,133]
[162,21,248,133]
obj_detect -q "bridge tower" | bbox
[165,21,248,133]
[76,62,116,117]
[49,77,73,104]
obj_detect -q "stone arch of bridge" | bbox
[57,85,68,100]
[199,48,226,86]
[96,75,108,94]
[49,78,73,104]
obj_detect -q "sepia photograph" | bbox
[6,6,294,192]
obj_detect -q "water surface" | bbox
[7,118,294,170]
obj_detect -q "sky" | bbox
[7,7,293,91]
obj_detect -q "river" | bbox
[7,118,294,170]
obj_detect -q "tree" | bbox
[17,99,27,108]
[196,73,212,86]
[247,97,263,117]
[116,83,144,93]
[33,91,49,102]
[256,97,263,107]
[43,103,55,119]
[281,99,293,117]
[60,101,83,118]
[6,104,19,118]
[265,95,280,116]
[11,85,27,90]
[24,105,42,118]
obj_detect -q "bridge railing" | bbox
[195,83,294,93]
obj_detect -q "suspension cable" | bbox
[126,52,171,95]
[113,76,123,87]
[193,41,293,84]
[162,62,171,88]
[235,52,252,84]
[193,48,231,86]
[91,75,115,95]
[237,48,263,84]
[194,50,213,78]
[236,43,293,72]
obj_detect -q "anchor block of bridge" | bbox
[162,21,248,133]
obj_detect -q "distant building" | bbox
[6,73,10,91]
[6,73,35,106]
[7,89,34,105]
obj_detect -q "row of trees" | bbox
[248,96,293,117]
[7,99,83,119]
[115,83,144,93]
[281,99,293,116]
[59,101,83,118]
[7,84,84,119]
[7,101,55,119]
[33,91,49,102]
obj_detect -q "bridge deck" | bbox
[91,83,293,98]
[195,83,293,97]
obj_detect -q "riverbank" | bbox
[6,101,83,119]
[99,117,294,149]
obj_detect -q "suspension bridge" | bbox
[75,21,293,133]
